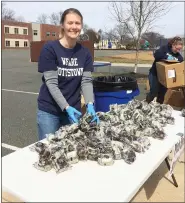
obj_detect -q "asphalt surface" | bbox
[2,49,148,157]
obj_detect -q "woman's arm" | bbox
[178,54,184,62]
[81,48,99,123]
[38,42,69,110]
[153,46,168,61]
[44,70,69,110]
[81,48,94,104]
[81,71,94,104]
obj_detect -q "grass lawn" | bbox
[94,51,154,64]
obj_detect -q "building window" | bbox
[33,30,38,36]
[14,28,19,34]
[24,41,28,47]
[23,29,28,35]
[5,27,9,34]
[52,32,56,36]
[5,41,10,47]
[15,41,19,47]
[46,32,50,36]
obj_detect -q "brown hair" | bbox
[168,36,183,46]
[59,8,83,38]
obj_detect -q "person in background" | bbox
[146,36,184,104]
[37,8,99,140]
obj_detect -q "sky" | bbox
[3,1,185,38]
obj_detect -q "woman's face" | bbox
[171,43,183,53]
[62,13,82,40]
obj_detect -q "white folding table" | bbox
[2,110,184,202]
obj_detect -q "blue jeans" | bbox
[37,110,71,140]
[146,71,167,103]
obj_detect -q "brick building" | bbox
[40,24,60,41]
[2,20,32,49]
[2,20,61,49]
[31,23,60,42]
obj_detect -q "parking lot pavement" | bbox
[2,91,39,148]
[1,147,15,157]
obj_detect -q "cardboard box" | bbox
[156,61,185,88]
[163,87,185,108]
[145,79,185,108]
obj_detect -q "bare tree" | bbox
[109,1,171,73]
[49,13,60,25]
[104,24,132,47]
[115,24,133,45]
[86,29,100,43]
[2,3,26,23]
[83,23,89,33]
[98,29,103,41]
[2,2,16,21]
[141,31,165,48]
[36,14,48,24]
[104,28,118,41]
[49,11,63,25]
[101,31,107,41]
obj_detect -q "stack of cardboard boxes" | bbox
[156,61,185,107]
[146,61,185,107]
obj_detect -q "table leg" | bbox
[165,157,178,187]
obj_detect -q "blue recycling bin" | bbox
[93,76,140,112]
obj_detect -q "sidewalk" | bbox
[111,63,151,68]
[94,61,151,75]
[94,61,152,68]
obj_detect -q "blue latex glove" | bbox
[66,106,82,123]
[86,103,100,124]
[167,55,175,60]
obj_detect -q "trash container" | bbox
[93,76,140,112]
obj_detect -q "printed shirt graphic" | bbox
[38,40,93,115]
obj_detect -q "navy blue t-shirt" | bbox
[37,40,93,116]
[150,44,184,75]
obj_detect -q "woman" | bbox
[146,36,184,104]
[37,8,99,140]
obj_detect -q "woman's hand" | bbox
[65,106,82,123]
[86,103,100,124]
[167,55,175,60]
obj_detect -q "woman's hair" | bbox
[59,8,83,38]
[168,36,183,46]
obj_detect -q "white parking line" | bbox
[2,143,21,151]
[2,89,39,95]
